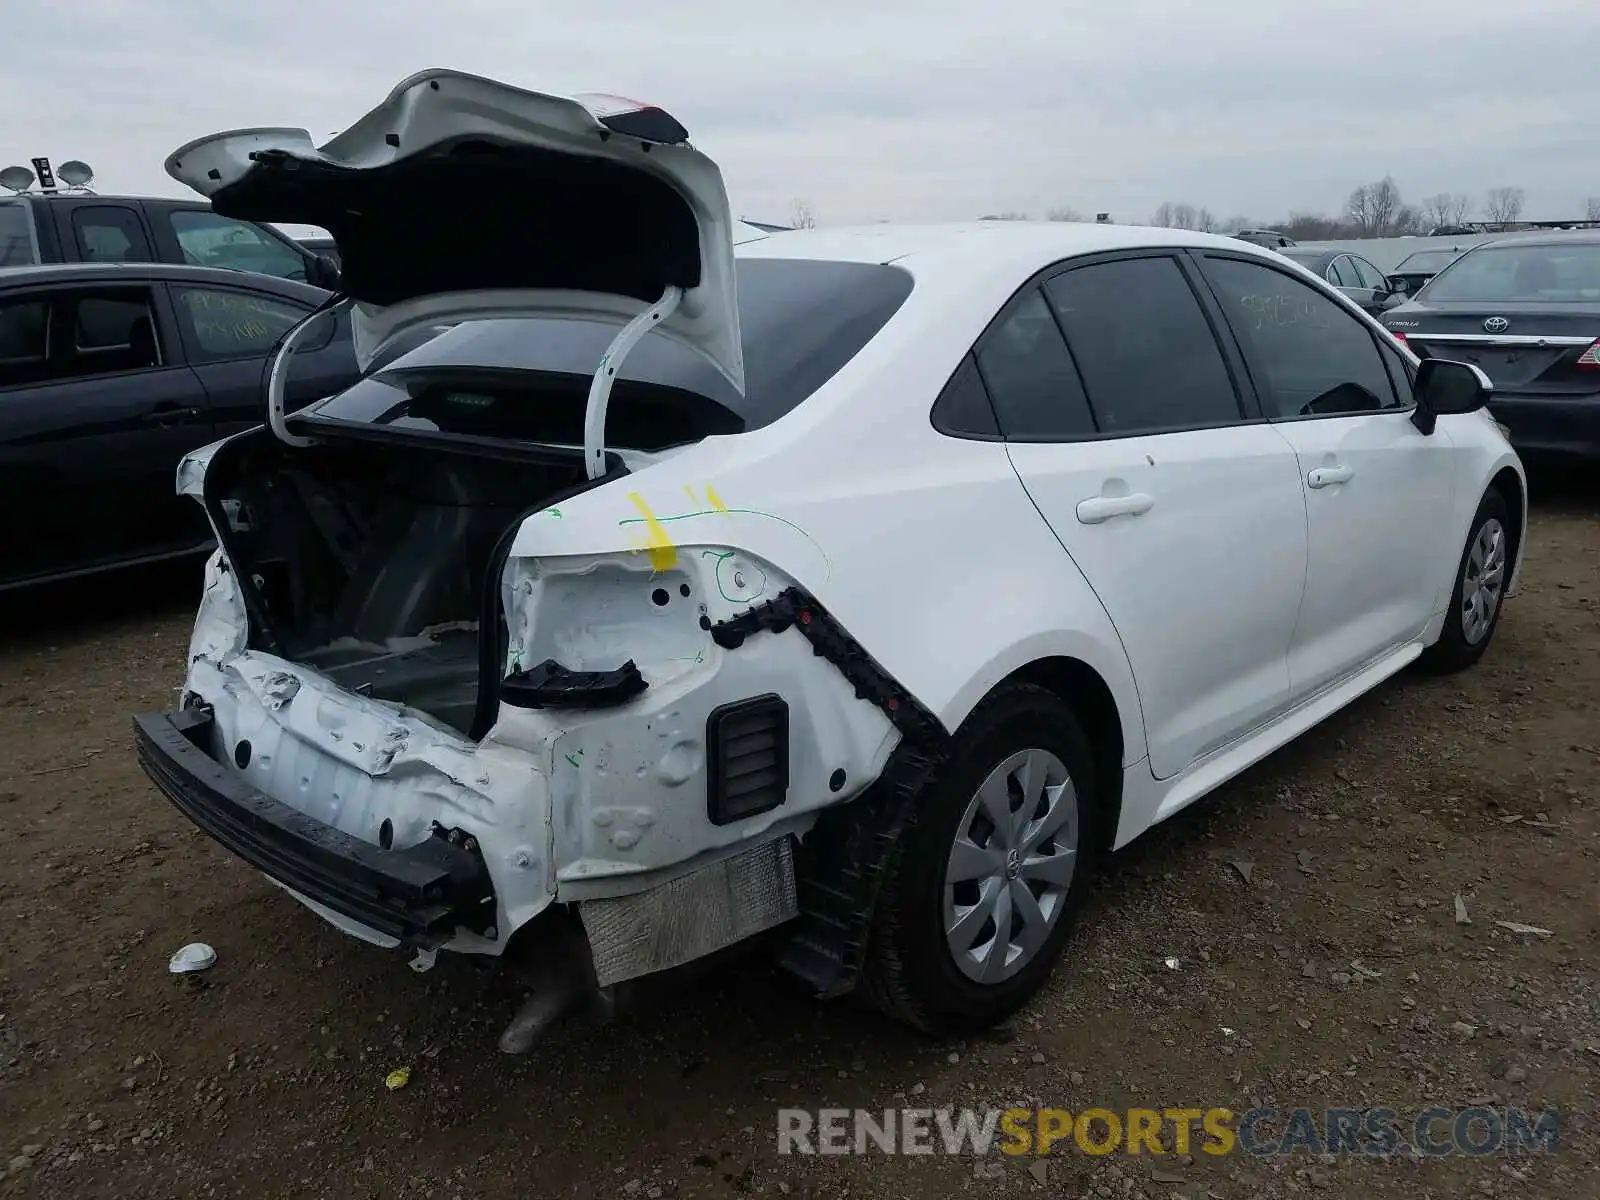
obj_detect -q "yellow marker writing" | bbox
[627,492,678,570]
[705,484,730,515]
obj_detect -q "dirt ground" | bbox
[1,477,1596,1200]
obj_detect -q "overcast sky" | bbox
[7,0,1599,228]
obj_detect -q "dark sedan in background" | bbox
[1385,246,1466,298]
[1274,246,1405,315]
[0,261,358,590]
[1382,233,1600,460]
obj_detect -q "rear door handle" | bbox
[1307,465,1354,489]
[1075,493,1155,524]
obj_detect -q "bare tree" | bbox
[1219,215,1252,234]
[1392,204,1423,236]
[978,211,1030,221]
[1483,186,1525,228]
[1584,197,1600,222]
[1150,201,1210,230]
[1046,206,1087,222]
[1346,176,1403,237]
[1282,212,1347,240]
[1420,192,1472,229]
[788,198,817,229]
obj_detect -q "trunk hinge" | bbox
[582,286,683,480]
[265,296,353,448]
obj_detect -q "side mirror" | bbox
[307,253,341,291]
[1411,358,1492,434]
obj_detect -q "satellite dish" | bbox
[0,165,35,194]
[57,160,94,189]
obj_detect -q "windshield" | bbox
[1420,243,1600,303]
[0,202,38,268]
[304,257,914,446]
[1395,249,1460,273]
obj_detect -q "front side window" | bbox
[174,287,307,361]
[1349,256,1387,291]
[1201,256,1399,419]
[71,206,153,262]
[169,211,308,282]
[1044,255,1243,435]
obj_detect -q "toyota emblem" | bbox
[1483,316,1510,333]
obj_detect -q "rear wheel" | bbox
[1421,488,1514,673]
[861,682,1099,1034]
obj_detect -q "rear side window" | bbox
[1201,256,1399,418]
[71,206,153,262]
[974,289,1095,439]
[1044,256,1243,435]
[0,203,38,268]
[307,258,914,442]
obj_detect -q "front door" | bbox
[981,252,1310,779]
[1194,251,1455,701]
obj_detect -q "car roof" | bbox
[0,192,210,205]
[1473,231,1600,251]
[734,220,1282,273]
[0,260,329,297]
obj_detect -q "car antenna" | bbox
[582,285,683,480]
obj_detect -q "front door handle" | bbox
[1075,493,1155,524]
[1307,465,1354,489]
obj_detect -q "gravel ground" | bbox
[1,476,1596,1200]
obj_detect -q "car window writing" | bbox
[175,288,306,360]
[1044,256,1242,435]
[974,288,1096,439]
[170,212,308,282]
[1202,256,1398,419]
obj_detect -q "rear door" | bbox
[166,280,356,436]
[0,282,214,585]
[992,251,1310,779]
[1194,250,1455,700]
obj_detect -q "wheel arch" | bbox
[1006,655,1127,855]
[1488,462,1527,593]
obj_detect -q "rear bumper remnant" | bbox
[134,708,497,943]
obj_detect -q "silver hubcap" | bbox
[943,748,1078,984]
[1461,517,1507,646]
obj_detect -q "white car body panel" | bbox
[153,81,1528,984]
[1007,426,1309,780]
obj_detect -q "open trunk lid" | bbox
[163,69,743,392]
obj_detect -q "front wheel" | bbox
[861,682,1100,1035]
[1420,487,1514,673]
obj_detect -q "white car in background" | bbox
[136,70,1526,1053]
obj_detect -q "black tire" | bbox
[1420,487,1515,673]
[861,681,1101,1035]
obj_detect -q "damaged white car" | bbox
[136,70,1527,1052]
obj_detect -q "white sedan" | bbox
[136,70,1525,1052]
